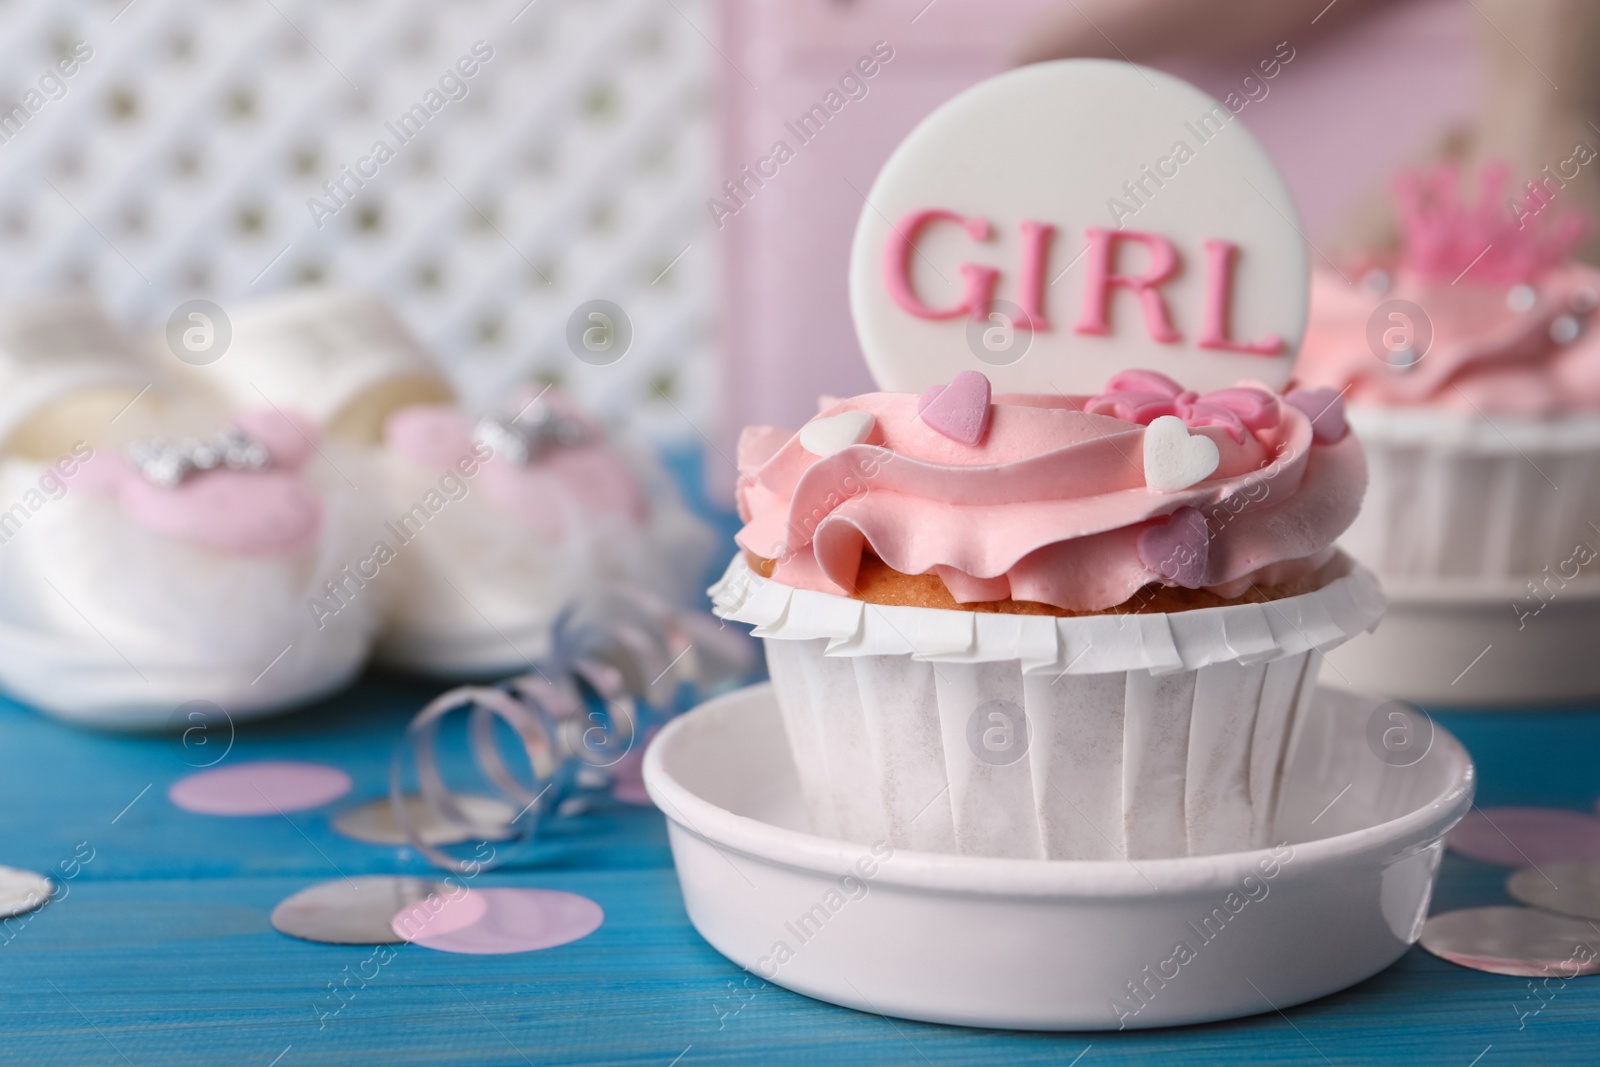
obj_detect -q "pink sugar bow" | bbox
[1084,370,1278,444]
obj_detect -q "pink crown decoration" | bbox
[1395,162,1591,285]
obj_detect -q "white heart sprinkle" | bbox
[1142,415,1220,492]
[799,410,875,457]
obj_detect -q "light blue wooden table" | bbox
[2,682,1599,1066]
[2,451,1597,1065]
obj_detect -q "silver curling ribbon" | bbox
[389,583,757,873]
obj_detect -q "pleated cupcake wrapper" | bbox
[710,555,1385,861]
[1341,408,1600,581]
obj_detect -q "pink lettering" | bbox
[881,211,1284,355]
[1016,220,1055,329]
[1073,228,1181,343]
[883,209,999,321]
[1197,239,1283,355]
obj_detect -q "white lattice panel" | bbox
[0,0,716,437]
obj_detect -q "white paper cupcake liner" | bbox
[1342,407,1600,581]
[710,553,1384,861]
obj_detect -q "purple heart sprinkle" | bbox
[1285,388,1348,444]
[917,370,992,446]
[1137,506,1210,588]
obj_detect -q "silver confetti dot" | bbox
[271,875,450,945]
[332,794,517,847]
[1508,861,1600,921]
[1506,284,1538,313]
[1361,268,1391,294]
[1419,906,1600,977]
[1572,287,1598,314]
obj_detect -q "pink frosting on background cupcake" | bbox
[1297,163,1600,417]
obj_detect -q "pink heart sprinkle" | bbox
[1137,507,1209,587]
[1285,388,1348,444]
[917,370,992,446]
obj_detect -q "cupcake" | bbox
[1298,163,1600,584]
[712,368,1382,860]
[711,58,1385,860]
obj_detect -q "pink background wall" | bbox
[711,0,1480,498]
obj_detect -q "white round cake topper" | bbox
[849,60,1309,396]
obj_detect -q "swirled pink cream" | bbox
[1298,263,1600,416]
[734,370,1367,613]
[1297,163,1600,416]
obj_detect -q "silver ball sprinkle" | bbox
[125,425,273,487]
[1361,269,1391,294]
[1386,346,1420,371]
[1550,313,1582,345]
[1506,284,1538,313]
[1571,287,1598,314]
[148,454,185,488]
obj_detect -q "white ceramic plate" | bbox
[1321,575,1600,706]
[645,683,1474,1031]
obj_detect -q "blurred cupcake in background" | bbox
[1298,163,1600,585]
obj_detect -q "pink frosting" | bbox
[1298,263,1600,415]
[735,372,1366,613]
[1298,163,1600,416]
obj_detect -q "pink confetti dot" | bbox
[393,888,603,954]
[168,761,352,815]
[1448,807,1600,866]
[391,887,490,941]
